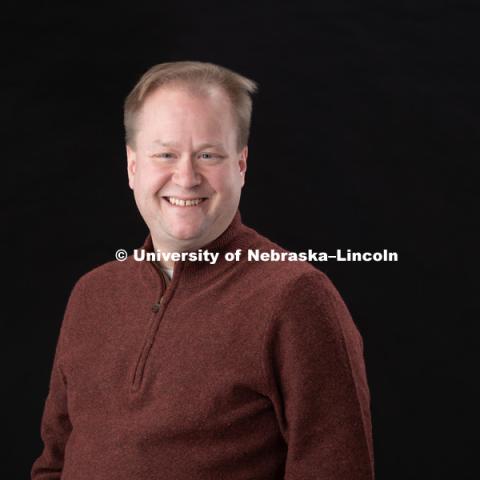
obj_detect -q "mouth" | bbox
[162,196,208,207]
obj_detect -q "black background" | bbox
[3,1,478,478]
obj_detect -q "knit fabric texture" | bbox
[31,210,375,479]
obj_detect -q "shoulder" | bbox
[69,255,142,300]
[259,263,363,370]
[242,223,352,313]
[238,223,336,297]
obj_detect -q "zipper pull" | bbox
[151,296,164,313]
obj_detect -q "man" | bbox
[32,61,375,479]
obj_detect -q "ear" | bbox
[126,144,136,190]
[239,145,248,187]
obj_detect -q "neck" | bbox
[139,210,254,285]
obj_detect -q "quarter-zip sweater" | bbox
[32,210,375,480]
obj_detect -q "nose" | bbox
[172,156,202,189]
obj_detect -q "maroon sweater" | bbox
[31,211,375,479]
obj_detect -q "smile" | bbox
[164,196,207,207]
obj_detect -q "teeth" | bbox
[167,197,204,207]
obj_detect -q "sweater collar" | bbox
[138,209,254,285]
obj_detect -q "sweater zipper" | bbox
[131,263,168,392]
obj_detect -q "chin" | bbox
[167,223,205,242]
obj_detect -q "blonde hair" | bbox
[124,61,258,152]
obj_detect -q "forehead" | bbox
[135,85,236,146]
[140,85,233,122]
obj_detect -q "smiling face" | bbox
[126,85,247,258]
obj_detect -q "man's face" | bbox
[126,85,247,253]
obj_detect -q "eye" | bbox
[153,152,174,159]
[199,152,225,161]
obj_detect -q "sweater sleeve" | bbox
[262,271,375,479]
[31,279,84,480]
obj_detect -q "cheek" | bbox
[135,165,170,195]
[208,166,242,193]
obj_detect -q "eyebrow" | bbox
[153,140,225,150]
